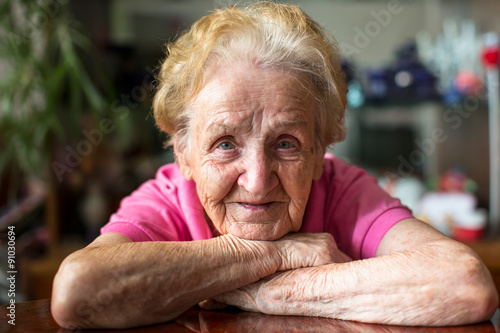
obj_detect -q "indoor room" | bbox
[1,0,499,331]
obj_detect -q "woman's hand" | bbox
[200,232,352,311]
[199,269,314,313]
[214,232,347,277]
[271,232,352,271]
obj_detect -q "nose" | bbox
[237,148,279,196]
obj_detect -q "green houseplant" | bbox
[0,0,107,251]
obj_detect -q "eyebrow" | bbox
[205,113,309,134]
[205,122,238,135]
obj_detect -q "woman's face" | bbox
[177,62,324,240]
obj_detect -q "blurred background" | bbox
[1,0,499,302]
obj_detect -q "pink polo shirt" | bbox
[101,154,413,259]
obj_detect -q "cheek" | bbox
[281,159,315,191]
[280,161,315,215]
[195,161,238,205]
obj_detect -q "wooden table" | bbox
[1,299,498,332]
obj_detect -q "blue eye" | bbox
[218,142,235,150]
[278,141,294,149]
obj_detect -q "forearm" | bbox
[223,240,497,326]
[52,234,276,329]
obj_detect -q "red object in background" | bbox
[438,169,467,192]
[481,46,499,68]
[454,71,482,96]
[453,226,484,242]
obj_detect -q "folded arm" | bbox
[205,219,498,326]
[51,232,339,329]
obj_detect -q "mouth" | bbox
[238,202,274,211]
[223,200,288,228]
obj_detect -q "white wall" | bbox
[109,0,460,68]
[297,0,434,67]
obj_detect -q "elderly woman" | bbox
[51,2,497,329]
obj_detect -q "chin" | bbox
[225,222,292,241]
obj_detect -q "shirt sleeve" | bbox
[101,178,187,242]
[321,155,413,259]
[100,164,212,242]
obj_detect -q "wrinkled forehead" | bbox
[190,61,317,125]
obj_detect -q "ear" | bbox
[313,148,324,180]
[174,137,193,181]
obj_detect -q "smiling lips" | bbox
[224,200,288,226]
[238,202,274,211]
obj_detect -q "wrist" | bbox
[216,234,279,278]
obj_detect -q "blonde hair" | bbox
[153,1,347,155]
